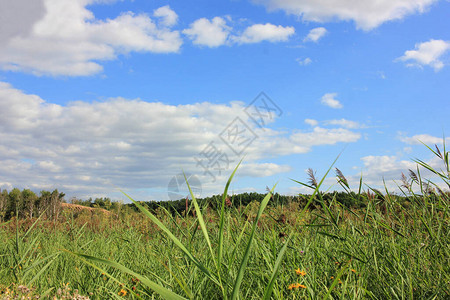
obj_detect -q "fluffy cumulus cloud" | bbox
[153,5,179,27]
[182,17,231,47]
[320,93,343,109]
[239,163,292,177]
[397,39,450,71]
[234,23,295,44]
[183,17,295,47]
[327,151,449,193]
[0,0,182,76]
[0,82,361,200]
[400,134,450,145]
[303,27,327,42]
[0,0,46,46]
[253,0,437,30]
[304,119,318,126]
[340,155,418,191]
[355,155,447,190]
[360,155,416,177]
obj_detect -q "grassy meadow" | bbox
[0,147,449,299]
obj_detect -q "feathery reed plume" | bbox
[435,144,443,159]
[335,168,348,187]
[400,172,411,190]
[409,169,419,183]
[306,168,318,188]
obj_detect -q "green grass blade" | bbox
[323,260,350,300]
[64,250,187,300]
[184,173,226,297]
[231,184,277,300]
[26,253,60,286]
[262,235,290,300]
[184,173,216,266]
[121,191,219,286]
[218,160,242,269]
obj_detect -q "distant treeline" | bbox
[0,188,65,221]
[1,187,437,222]
[125,191,372,216]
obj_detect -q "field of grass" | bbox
[1,149,449,299]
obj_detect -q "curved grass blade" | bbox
[218,160,242,269]
[183,173,216,266]
[184,173,226,298]
[231,184,277,300]
[262,235,291,300]
[64,250,187,300]
[121,191,219,286]
[24,252,60,286]
[323,260,350,300]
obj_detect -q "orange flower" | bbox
[351,269,356,273]
[295,268,307,276]
[288,283,307,290]
[118,289,127,296]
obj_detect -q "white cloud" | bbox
[303,27,327,42]
[400,134,449,145]
[289,127,360,147]
[253,0,437,30]
[343,155,417,191]
[321,93,343,109]
[0,0,182,76]
[325,119,361,129]
[153,5,178,27]
[234,23,295,44]
[0,0,46,46]
[304,119,318,126]
[182,17,231,47]
[397,39,450,71]
[0,82,362,200]
[334,152,449,193]
[239,163,292,177]
[183,18,295,47]
[361,155,415,176]
[296,57,312,65]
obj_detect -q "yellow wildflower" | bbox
[288,283,307,290]
[295,268,307,276]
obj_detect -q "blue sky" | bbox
[0,0,449,201]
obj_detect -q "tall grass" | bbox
[0,143,449,299]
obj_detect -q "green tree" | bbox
[22,189,38,218]
[8,188,22,219]
[39,189,64,220]
[0,189,8,221]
